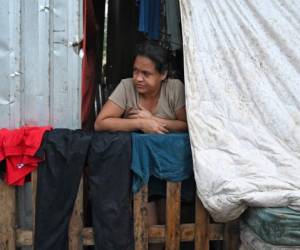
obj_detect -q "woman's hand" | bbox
[140,118,169,134]
[128,105,168,133]
[127,105,153,119]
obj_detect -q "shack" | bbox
[0,0,299,250]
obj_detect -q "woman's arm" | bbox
[127,105,188,132]
[94,100,169,133]
[152,106,187,132]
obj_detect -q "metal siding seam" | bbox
[37,0,51,126]
[68,0,82,129]
[52,0,70,127]
[49,0,55,126]
[22,0,37,126]
[50,0,81,128]
[9,0,21,128]
[0,1,11,127]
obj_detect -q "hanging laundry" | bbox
[137,0,161,40]
[88,132,133,250]
[0,126,52,186]
[0,129,9,180]
[0,161,5,180]
[0,128,9,162]
[131,133,194,192]
[35,129,91,250]
[35,130,133,250]
[165,0,182,50]
[82,0,99,130]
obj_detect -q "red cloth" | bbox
[81,0,99,130]
[0,128,9,162]
[0,126,52,186]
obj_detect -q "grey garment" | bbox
[108,78,185,119]
[166,0,182,50]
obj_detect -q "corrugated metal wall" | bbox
[0,0,82,129]
[0,1,82,249]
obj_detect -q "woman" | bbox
[94,42,187,133]
[94,41,187,249]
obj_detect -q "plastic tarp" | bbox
[180,0,300,222]
[242,207,300,246]
[240,223,300,250]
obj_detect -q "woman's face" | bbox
[133,55,167,95]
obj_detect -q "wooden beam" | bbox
[82,227,94,246]
[69,178,84,250]
[134,185,149,250]
[31,170,37,250]
[16,229,32,247]
[223,220,240,250]
[166,182,181,250]
[13,181,228,249]
[0,181,16,250]
[194,196,209,250]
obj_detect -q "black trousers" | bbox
[35,129,133,250]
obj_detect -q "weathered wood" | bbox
[149,223,224,243]
[194,196,209,250]
[166,182,181,250]
[134,185,149,250]
[31,170,37,250]
[69,178,83,250]
[148,225,165,243]
[223,220,240,250]
[209,224,224,240]
[10,180,235,249]
[0,181,16,250]
[179,224,194,242]
[16,229,32,246]
[16,223,225,246]
[82,227,94,246]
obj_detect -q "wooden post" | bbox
[134,185,149,250]
[69,178,84,250]
[166,182,181,250]
[0,181,16,250]
[31,170,38,250]
[223,220,240,250]
[194,197,209,250]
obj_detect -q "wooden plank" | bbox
[148,223,224,243]
[31,170,38,250]
[208,224,224,240]
[134,185,149,250]
[69,178,83,250]
[166,182,181,250]
[148,225,165,243]
[194,196,209,250]
[16,229,32,246]
[149,224,194,243]
[222,220,240,250]
[16,223,225,246]
[82,227,94,246]
[0,181,16,250]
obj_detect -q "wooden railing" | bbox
[0,171,240,250]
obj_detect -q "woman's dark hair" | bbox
[135,41,169,74]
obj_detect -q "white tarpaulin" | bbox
[180,0,300,222]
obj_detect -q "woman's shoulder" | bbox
[165,78,184,87]
[159,78,185,115]
[120,78,134,86]
[163,78,184,93]
[109,78,136,109]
